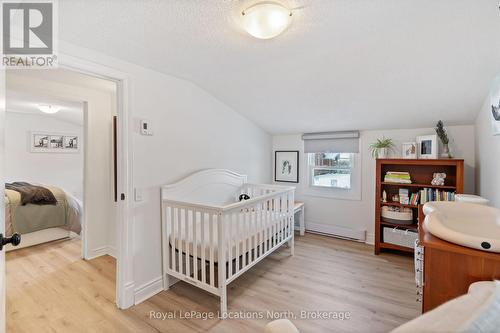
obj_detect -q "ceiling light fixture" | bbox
[38,104,61,114]
[241,2,293,39]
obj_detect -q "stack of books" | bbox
[384,171,412,184]
[399,188,409,204]
[420,188,455,204]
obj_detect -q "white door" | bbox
[1,68,6,333]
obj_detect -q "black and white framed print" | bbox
[31,132,80,153]
[49,135,64,149]
[32,133,49,150]
[416,135,438,159]
[64,136,79,149]
[275,150,299,183]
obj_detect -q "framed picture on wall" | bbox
[32,133,50,151]
[416,135,438,159]
[31,132,80,153]
[275,150,299,183]
[64,135,79,150]
[491,74,500,136]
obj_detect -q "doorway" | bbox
[3,67,129,331]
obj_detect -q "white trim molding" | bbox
[134,276,163,305]
[86,246,116,260]
[306,221,366,242]
[58,52,134,310]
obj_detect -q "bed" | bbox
[161,169,295,314]
[4,182,82,251]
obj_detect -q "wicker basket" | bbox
[383,227,418,248]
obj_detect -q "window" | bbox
[308,153,354,189]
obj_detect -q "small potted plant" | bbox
[435,120,452,158]
[370,137,395,159]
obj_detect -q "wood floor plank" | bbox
[6,233,420,332]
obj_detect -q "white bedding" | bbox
[4,186,82,237]
[391,281,497,333]
[169,211,287,262]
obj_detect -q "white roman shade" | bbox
[302,131,360,153]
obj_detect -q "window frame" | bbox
[308,153,354,190]
[303,152,362,201]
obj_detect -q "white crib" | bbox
[161,169,295,314]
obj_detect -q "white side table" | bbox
[294,201,305,236]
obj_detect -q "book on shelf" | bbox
[409,192,420,206]
[419,188,455,204]
[384,171,412,184]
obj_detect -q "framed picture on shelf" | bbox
[402,142,417,159]
[275,150,299,183]
[416,135,438,159]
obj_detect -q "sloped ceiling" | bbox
[59,0,500,134]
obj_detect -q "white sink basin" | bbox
[423,202,500,253]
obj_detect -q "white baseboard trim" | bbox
[87,245,116,260]
[107,246,117,259]
[365,232,375,245]
[306,222,366,242]
[118,281,136,309]
[134,276,163,305]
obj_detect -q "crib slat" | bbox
[252,206,256,262]
[201,212,206,284]
[264,200,268,254]
[177,208,182,274]
[186,209,191,277]
[272,198,275,247]
[170,207,175,271]
[235,210,240,274]
[241,212,247,268]
[228,212,233,278]
[280,195,284,243]
[209,213,215,287]
[193,210,198,281]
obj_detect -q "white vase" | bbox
[378,148,388,159]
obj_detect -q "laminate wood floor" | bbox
[6,233,420,333]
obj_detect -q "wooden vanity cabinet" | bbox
[418,206,500,312]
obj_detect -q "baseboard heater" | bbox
[306,222,366,242]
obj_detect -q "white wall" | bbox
[56,42,272,304]
[4,112,84,199]
[273,125,475,244]
[475,83,500,208]
[130,61,272,301]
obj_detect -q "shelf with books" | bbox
[375,158,464,255]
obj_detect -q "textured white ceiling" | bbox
[59,0,500,134]
[6,89,83,125]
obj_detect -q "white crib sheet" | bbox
[168,211,288,263]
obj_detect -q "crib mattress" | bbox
[168,212,288,263]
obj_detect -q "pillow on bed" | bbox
[460,280,500,333]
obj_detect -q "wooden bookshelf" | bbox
[375,158,464,255]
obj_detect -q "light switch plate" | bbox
[140,119,153,136]
[134,188,143,202]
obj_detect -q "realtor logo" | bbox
[2,1,58,68]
